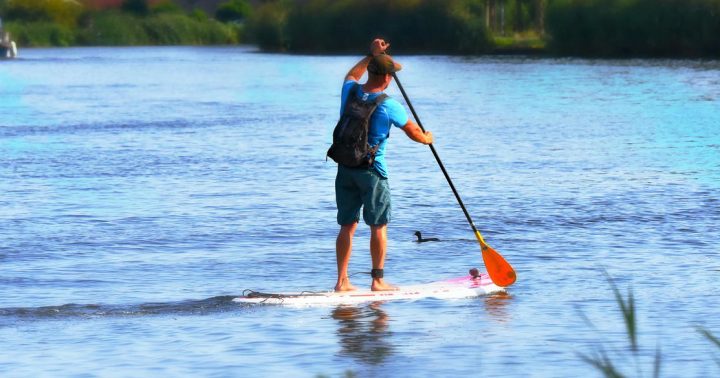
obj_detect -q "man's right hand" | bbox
[422,131,434,145]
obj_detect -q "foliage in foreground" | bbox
[581,272,720,377]
[698,327,720,367]
[579,273,660,378]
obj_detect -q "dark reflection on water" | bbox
[331,302,393,365]
[0,296,240,325]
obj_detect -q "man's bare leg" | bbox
[370,224,398,291]
[335,223,358,292]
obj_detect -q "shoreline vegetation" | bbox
[0,0,244,47]
[0,0,718,57]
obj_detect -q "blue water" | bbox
[1,47,719,377]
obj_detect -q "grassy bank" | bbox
[546,0,720,57]
[0,0,242,46]
[245,0,720,57]
[247,0,492,54]
[4,12,239,47]
[492,32,545,55]
[83,11,237,46]
[3,0,719,57]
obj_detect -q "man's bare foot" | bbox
[371,278,399,291]
[334,277,357,292]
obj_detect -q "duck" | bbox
[414,231,439,243]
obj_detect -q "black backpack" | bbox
[327,84,387,168]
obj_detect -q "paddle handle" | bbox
[391,72,482,239]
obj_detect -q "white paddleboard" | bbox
[233,271,505,306]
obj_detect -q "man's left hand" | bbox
[370,39,390,56]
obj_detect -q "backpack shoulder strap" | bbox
[374,93,388,105]
[352,82,362,98]
[341,82,361,114]
[352,83,387,105]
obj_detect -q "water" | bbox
[1,47,719,377]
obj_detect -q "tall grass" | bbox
[4,21,75,46]
[582,273,720,377]
[698,327,720,367]
[608,273,637,352]
[76,11,150,46]
[248,0,491,54]
[579,272,661,378]
[67,11,237,46]
[142,13,238,45]
[546,0,720,57]
[1,1,241,47]
[246,0,289,51]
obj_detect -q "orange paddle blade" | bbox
[482,244,517,287]
[475,230,516,287]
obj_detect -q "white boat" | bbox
[1,18,18,59]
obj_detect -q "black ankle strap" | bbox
[371,269,384,278]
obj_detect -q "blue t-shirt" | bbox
[340,80,408,178]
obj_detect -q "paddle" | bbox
[391,72,517,287]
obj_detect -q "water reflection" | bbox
[331,302,393,364]
[483,293,514,322]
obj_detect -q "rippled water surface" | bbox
[1,47,719,377]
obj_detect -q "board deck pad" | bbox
[234,271,505,305]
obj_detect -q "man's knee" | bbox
[370,224,387,234]
[339,222,358,235]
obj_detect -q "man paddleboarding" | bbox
[329,39,433,292]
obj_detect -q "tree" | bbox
[2,0,84,27]
[215,0,252,23]
[514,0,525,33]
[535,0,544,35]
[121,0,149,16]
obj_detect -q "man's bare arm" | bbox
[344,39,391,82]
[345,56,373,82]
[402,120,433,144]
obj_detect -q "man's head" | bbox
[367,54,402,89]
[368,54,402,76]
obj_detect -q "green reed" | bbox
[579,272,661,378]
[698,327,720,367]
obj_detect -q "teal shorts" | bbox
[335,165,391,226]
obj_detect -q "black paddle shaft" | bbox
[391,72,480,235]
